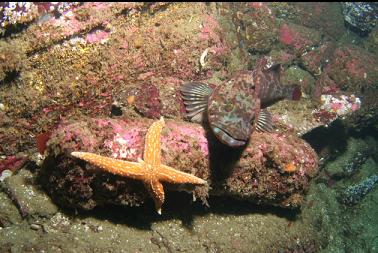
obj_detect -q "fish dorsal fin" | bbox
[255,109,274,132]
[258,56,280,72]
[269,63,281,71]
[180,82,213,123]
[265,62,281,71]
[266,63,282,80]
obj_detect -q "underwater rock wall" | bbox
[0,2,245,157]
[1,2,377,252]
[1,2,377,159]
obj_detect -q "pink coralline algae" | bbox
[199,14,230,67]
[279,24,295,45]
[50,9,88,37]
[287,2,346,39]
[0,155,27,175]
[232,2,277,53]
[300,42,335,76]
[0,2,80,33]
[312,94,361,124]
[135,83,162,119]
[200,15,221,42]
[279,23,322,55]
[39,117,319,211]
[26,3,139,52]
[325,46,378,92]
[85,29,110,44]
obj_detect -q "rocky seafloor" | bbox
[0,2,377,252]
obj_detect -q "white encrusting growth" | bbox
[200,48,210,67]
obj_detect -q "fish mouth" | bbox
[212,126,247,147]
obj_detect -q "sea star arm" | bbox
[146,179,165,215]
[71,152,146,180]
[143,117,165,166]
[158,164,207,185]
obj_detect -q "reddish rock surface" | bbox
[268,49,296,66]
[325,46,378,93]
[300,42,335,77]
[289,2,346,39]
[0,155,27,174]
[231,2,278,53]
[279,22,322,56]
[0,3,239,157]
[39,117,318,211]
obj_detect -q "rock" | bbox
[0,191,22,227]
[0,2,80,35]
[0,41,26,83]
[231,2,278,53]
[278,22,322,56]
[274,2,346,39]
[341,2,378,34]
[281,66,316,96]
[300,42,335,77]
[326,46,378,93]
[0,3,240,157]
[364,27,378,55]
[39,117,319,211]
[2,169,59,218]
[268,49,296,66]
[307,44,378,131]
[343,88,378,132]
[320,137,372,180]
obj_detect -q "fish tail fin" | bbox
[288,85,302,101]
[180,82,213,123]
[255,109,274,132]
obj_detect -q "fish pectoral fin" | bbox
[255,109,274,132]
[180,82,213,123]
[190,112,206,123]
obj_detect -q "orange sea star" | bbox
[71,117,207,214]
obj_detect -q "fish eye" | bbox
[225,103,234,112]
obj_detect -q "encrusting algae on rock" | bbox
[39,117,318,212]
[71,117,207,214]
[1,2,378,252]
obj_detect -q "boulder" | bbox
[39,118,319,211]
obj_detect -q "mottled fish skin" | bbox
[256,60,301,108]
[180,57,301,148]
[207,71,259,147]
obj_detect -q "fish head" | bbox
[254,57,302,108]
[207,72,260,147]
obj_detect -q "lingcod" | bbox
[180,57,301,147]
